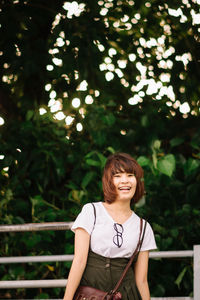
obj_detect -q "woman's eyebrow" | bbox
[114,170,128,174]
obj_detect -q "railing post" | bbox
[194,245,200,300]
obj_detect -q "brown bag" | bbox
[73,285,122,300]
[73,217,147,300]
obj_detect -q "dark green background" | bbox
[0,0,199,298]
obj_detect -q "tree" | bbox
[0,0,199,298]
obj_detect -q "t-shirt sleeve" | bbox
[140,221,157,251]
[71,203,95,235]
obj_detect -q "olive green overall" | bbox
[80,251,142,300]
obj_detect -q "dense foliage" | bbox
[0,0,199,298]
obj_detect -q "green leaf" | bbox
[190,140,200,150]
[170,137,184,147]
[102,113,115,126]
[184,158,199,176]
[141,115,148,127]
[86,159,101,167]
[34,293,49,299]
[30,195,42,207]
[137,156,151,167]
[135,196,146,208]
[153,140,161,150]
[170,228,179,238]
[106,147,115,154]
[153,284,165,296]
[152,152,158,168]
[85,151,96,159]
[162,237,173,248]
[66,182,78,190]
[22,234,42,249]
[70,190,85,203]
[152,223,168,235]
[26,110,34,121]
[81,171,95,188]
[175,267,187,289]
[157,154,176,177]
[96,153,107,168]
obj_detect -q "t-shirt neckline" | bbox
[100,202,134,225]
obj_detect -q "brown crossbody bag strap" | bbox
[111,218,147,295]
[91,204,147,296]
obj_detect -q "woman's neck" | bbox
[103,201,132,224]
[106,200,131,212]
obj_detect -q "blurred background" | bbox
[0,0,200,298]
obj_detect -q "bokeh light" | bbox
[72,98,81,108]
[0,117,5,126]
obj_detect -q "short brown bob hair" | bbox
[102,152,144,204]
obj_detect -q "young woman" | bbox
[63,153,157,300]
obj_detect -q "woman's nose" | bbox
[121,174,128,182]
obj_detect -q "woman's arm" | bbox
[134,251,150,300]
[63,228,90,300]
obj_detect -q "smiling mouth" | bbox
[118,187,131,191]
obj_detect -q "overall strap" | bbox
[138,219,147,252]
[91,203,96,230]
[112,218,147,295]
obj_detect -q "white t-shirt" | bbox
[71,202,157,258]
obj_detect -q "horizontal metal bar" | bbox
[151,298,193,300]
[0,279,67,289]
[149,250,193,258]
[0,250,193,264]
[0,254,74,264]
[0,222,73,232]
[7,297,193,300]
[0,279,195,300]
[0,299,193,300]
[0,299,192,300]
[0,251,193,264]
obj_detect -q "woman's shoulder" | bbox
[91,201,103,206]
[130,212,153,230]
[80,202,94,214]
[83,202,109,221]
[71,202,98,234]
[80,202,103,214]
[131,211,141,222]
[130,212,157,250]
[82,201,102,209]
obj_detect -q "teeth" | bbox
[119,187,130,190]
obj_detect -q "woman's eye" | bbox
[128,174,135,177]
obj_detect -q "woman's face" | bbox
[112,171,137,202]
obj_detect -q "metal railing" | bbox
[0,222,199,300]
